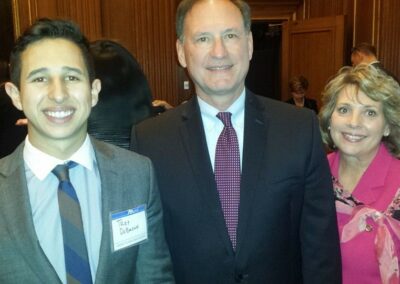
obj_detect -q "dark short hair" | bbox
[289,75,309,92]
[9,18,95,87]
[176,0,251,42]
[351,42,377,57]
[319,64,400,156]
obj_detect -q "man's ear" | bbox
[90,79,101,107]
[247,32,254,61]
[5,82,23,111]
[176,39,187,68]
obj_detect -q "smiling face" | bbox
[176,0,253,106]
[5,38,101,158]
[330,85,389,163]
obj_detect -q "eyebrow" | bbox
[193,28,241,37]
[224,28,240,33]
[337,102,378,108]
[26,66,84,80]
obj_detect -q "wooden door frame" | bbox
[281,15,345,102]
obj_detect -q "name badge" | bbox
[110,205,148,252]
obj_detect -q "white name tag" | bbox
[110,205,148,252]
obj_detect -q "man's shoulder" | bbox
[91,138,151,165]
[0,143,24,177]
[248,92,314,118]
[133,99,194,140]
[141,101,190,126]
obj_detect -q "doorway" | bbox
[246,20,283,101]
[0,0,14,63]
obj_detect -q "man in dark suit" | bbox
[351,42,400,84]
[0,19,174,283]
[131,0,341,283]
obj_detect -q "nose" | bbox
[48,78,68,103]
[348,111,361,128]
[210,37,227,58]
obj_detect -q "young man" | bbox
[131,0,341,283]
[0,18,174,284]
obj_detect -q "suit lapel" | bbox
[179,98,234,255]
[0,144,61,283]
[236,92,269,253]
[90,139,118,283]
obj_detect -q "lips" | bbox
[342,132,366,142]
[206,64,233,71]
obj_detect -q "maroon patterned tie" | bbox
[214,112,241,249]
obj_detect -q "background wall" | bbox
[298,0,400,76]
[3,0,400,105]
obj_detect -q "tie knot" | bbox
[217,112,233,127]
[52,161,77,182]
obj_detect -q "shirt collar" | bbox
[23,135,96,180]
[197,89,246,125]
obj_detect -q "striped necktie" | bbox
[52,162,93,284]
[214,112,241,249]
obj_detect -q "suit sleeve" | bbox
[134,159,175,283]
[300,114,341,283]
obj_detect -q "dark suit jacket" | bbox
[131,91,341,284]
[0,138,174,284]
[286,97,319,114]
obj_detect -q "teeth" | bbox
[45,110,73,119]
[343,133,364,142]
[208,65,231,70]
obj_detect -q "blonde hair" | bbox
[319,64,400,156]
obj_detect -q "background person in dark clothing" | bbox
[88,40,153,149]
[286,75,318,113]
[0,60,27,158]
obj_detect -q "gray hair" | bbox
[176,0,251,42]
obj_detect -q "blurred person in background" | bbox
[88,39,153,149]
[286,75,318,113]
[351,42,399,84]
[0,60,27,158]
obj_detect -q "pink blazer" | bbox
[328,143,400,284]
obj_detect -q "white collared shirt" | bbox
[24,135,102,283]
[197,90,245,171]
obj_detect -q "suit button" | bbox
[235,273,248,283]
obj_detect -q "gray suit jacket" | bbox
[0,138,174,283]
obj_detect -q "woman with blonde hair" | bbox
[319,64,400,284]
